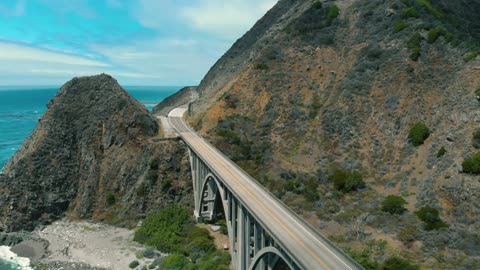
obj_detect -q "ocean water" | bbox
[0,85,181,173]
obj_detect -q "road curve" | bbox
[168,107,363,270]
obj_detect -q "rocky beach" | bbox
[2,218,164,270]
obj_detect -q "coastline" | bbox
[1,218,164,270]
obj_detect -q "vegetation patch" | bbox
[465,50,480,62]
[312,1,322,10]
[437,146,446,157]
[394,21,409,33]
[462,152,480,174]
[327,4,340,19]
[329,169,365,193]
[383,256,420,270]
[415,207,448,230]
[472,129,480,149]
[106,192,116,206]
[134,205,230,269]
[407,33,423,61]
[408,122,430,146]
[427,27,445,44]
[401,7,419,18]
[381,195,407,215]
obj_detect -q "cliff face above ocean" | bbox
[0,74,192,232]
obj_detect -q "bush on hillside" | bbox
[415,207,448,231]
[134,206,192,253]
[394,21,409,33]
[407,33,423,61]
[382,256,419,270]
[106,192,116,206]
[160,254,191,270]
[329,169,365,192]
[437,146,446,157]
[427,27,445,44]
[462,152,480,174]
[327,4,340,19]
[408,122,430,146]
[312,1,322,10]
[473,129,480,149]
[129,260,140,269]
[401,7,419,18]
[381,195,407,215]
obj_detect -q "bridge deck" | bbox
[168,108,362,270]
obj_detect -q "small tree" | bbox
[106,192,116,206]
[415,207,448,231]
[327,4,340,19]
[408,122,430,146]
[437,146,446,157]
[382,195,407,215]
[473,129,480,149]
[329,169,365,192]
[462,152,480,174]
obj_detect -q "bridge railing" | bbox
[174,121,364,270]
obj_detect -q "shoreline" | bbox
[2,218,165,270]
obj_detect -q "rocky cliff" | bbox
[0,74,192,232]
[152,86,197,116]
[187,0,480,268]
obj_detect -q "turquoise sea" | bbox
[0,85,181,173]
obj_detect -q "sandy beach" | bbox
[7,218,164,270]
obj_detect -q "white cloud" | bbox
[182,0,277,39]
[0,43,109,67]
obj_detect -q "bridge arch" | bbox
[248,246,297,270]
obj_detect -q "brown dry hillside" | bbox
[181,0,480,268]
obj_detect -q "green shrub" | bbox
[465,51,480,62]
[473,129,480,149]
[383,256,419,270]
[106,192,116,206]
[394,21,409,33]
[149,158,159,170]
[143,248,155,259]
[134,206,193,253]
[407,33,423,61]
[462,152,480,174]
[437,146,446,157]
[427,27,444,44]
[382,195,407,215]
[347,249,380,270]
[329,169,365,192]
[129,260,140,269]
[254,63,269,70]
[475,86,480,97]
[312,1,322,9]
[160,254,190,270]
[408,122,430,146]
[327,4,340,19]
[401,7,418,18]
[415,207,448,230]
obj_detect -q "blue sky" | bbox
[0,0,277,86]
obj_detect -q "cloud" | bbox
[0,42,109,67]
[182,0,277,39]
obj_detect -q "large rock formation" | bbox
[181,0,480,268]
[0,74,192,232]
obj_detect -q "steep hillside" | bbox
[152,86,197,116]
[189,0,480,268]
[0,74,192,232]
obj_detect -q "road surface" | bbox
[168,107,363,270]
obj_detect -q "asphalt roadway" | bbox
[168,107,363,270]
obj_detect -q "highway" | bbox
[168,107,363,270]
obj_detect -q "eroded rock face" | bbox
[0,74,192,231]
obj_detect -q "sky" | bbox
[0,0,277,86]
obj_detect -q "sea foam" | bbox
[0,246,32,270]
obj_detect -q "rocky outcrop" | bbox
[0,74,192,232]
[152,86,197,116]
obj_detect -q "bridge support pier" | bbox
[187,147,302,270]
